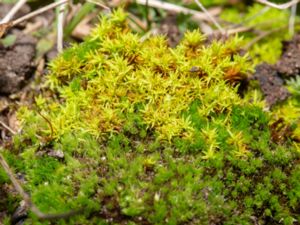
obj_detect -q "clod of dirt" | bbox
[0,30,36,95]
[276,34,300,77]
[254,63,290,107]
[253,34,300,106]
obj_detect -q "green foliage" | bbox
[221,3,292,64]
[2,8,300,225]
[0,34,17,47]
[64,2,95,37]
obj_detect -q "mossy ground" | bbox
[1,9,300,225]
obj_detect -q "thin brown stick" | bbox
[0,0,69,38]
[244,26,287,49]
[36,111,54,140]
[0,120,17,135]
[221,17,290,37]
[226,26,254,35]
[0,153,30,202]
[128,13,147,31]
[13,0,68,26]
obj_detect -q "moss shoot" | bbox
[1,9,300,225]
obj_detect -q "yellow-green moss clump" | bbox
[2,9,300,225]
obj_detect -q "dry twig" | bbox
[194,0,224,34]
[225,26,254,36]
[0,0,27,24]
[0,120,17,135]
[0,153,30,202]
[0,0,68,38]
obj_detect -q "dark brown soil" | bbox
[253,34,300,107]
[0,30,36,95]
[254,63,290,107]
[276,34,300,77]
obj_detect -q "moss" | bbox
[2,8,300,224]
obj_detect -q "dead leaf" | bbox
[0,22,13,38]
